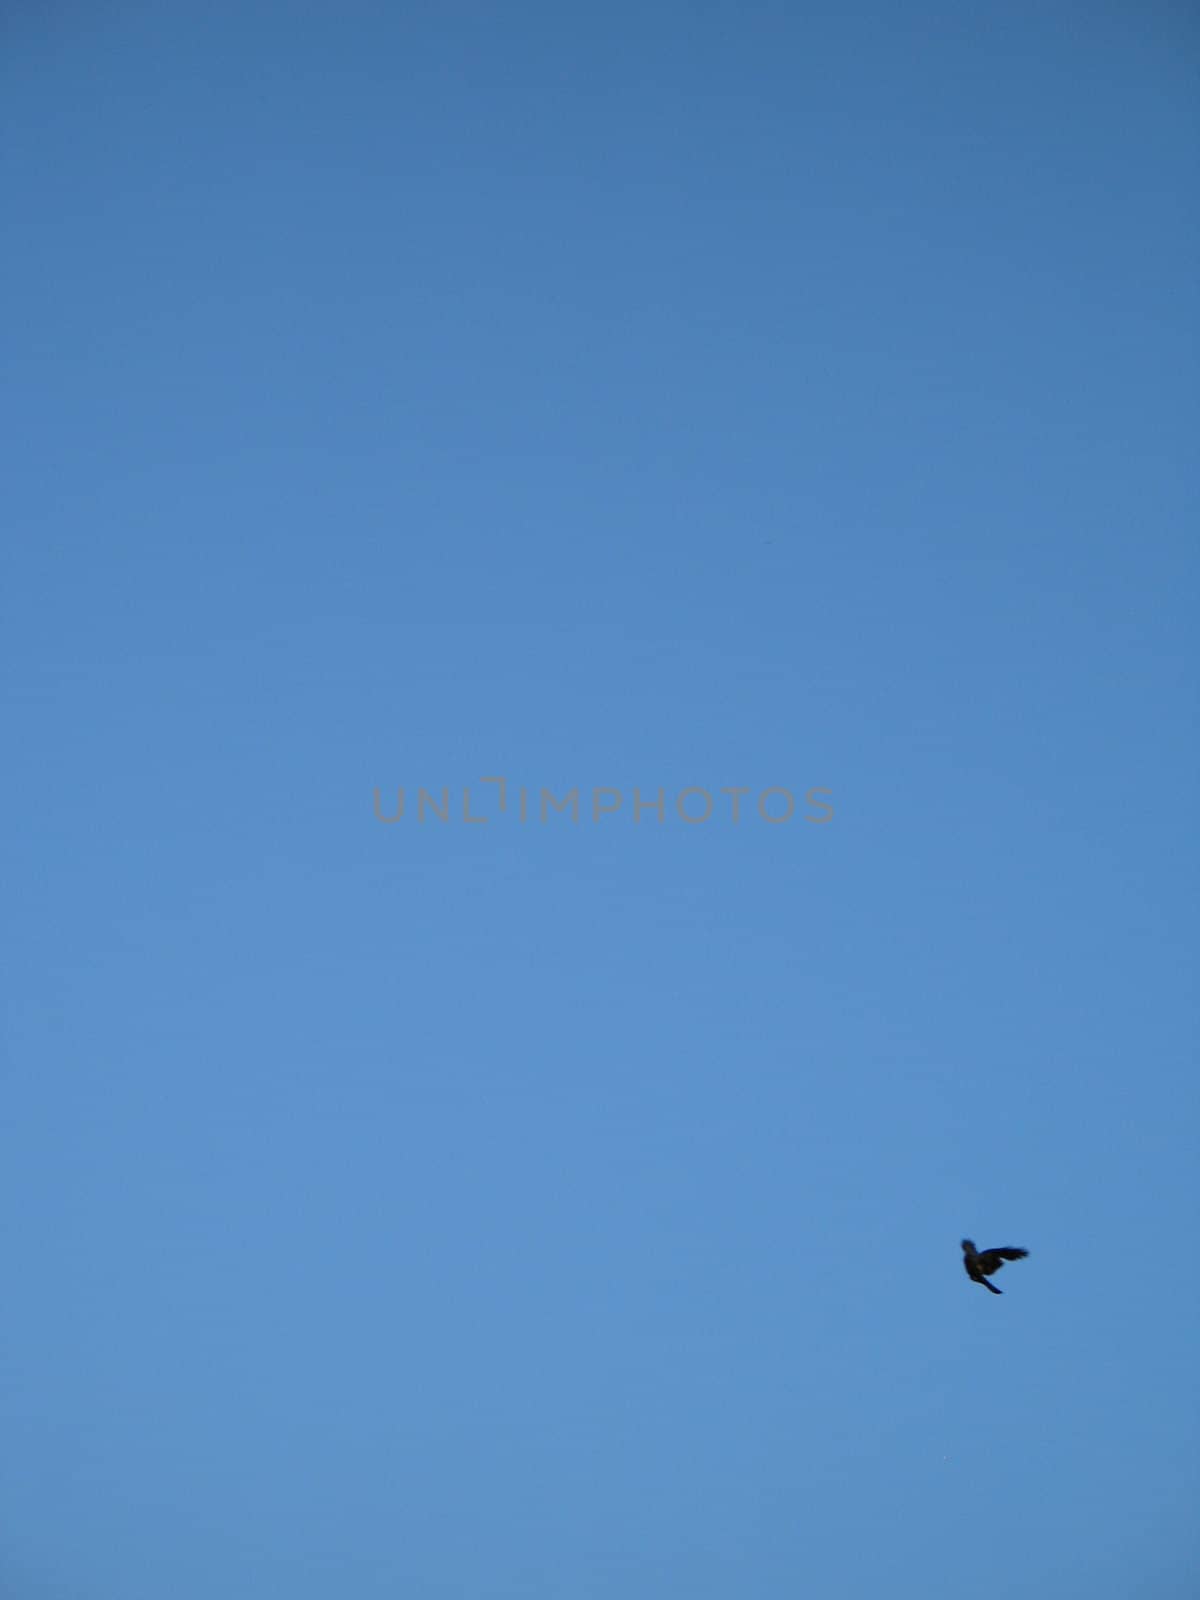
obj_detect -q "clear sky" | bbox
[3,4,1197,1596]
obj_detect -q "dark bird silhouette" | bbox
[962,1239,1029,1295]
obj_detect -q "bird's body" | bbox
[961,1239,1028,1295]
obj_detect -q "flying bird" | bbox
[961,1239,1029,1295]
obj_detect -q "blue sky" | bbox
[3,4,1197,1595]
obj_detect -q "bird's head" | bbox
[961,1239,976,1254]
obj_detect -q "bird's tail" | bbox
[982,1277,1003,1295]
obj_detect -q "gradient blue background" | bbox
[3,4,1197,1595]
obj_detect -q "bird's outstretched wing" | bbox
[975,1247,1028,1276]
